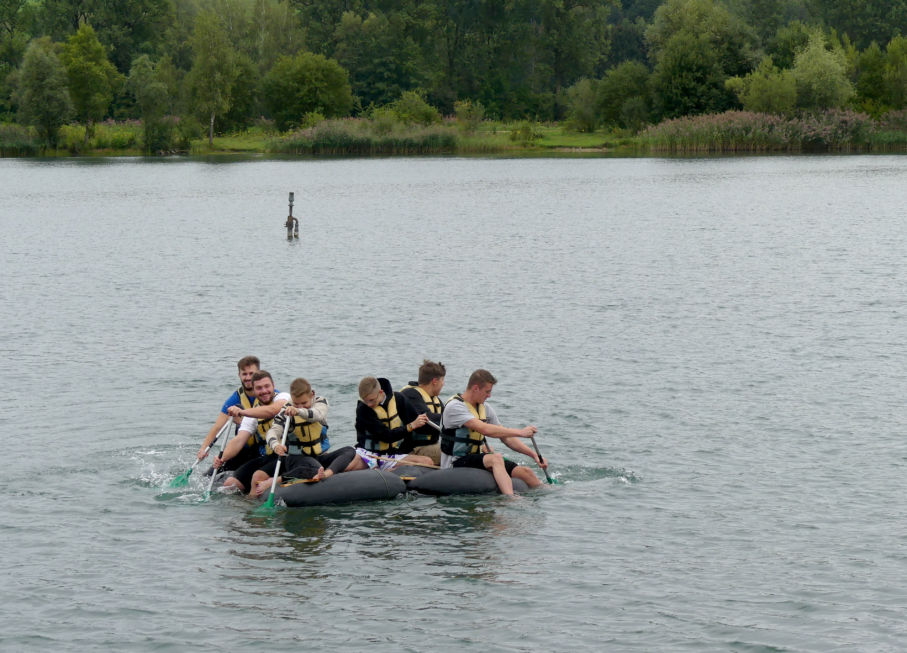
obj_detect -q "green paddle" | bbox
[253,410,292,515]
[170,418,232,488]
[529,435,556,484]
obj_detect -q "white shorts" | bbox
[355,448,408,471]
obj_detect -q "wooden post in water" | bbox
[285,191,299,239]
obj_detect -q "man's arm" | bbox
[286,396,329,423]
[215,429,250,466]
[228,394,289,419]
[401,389,440,433]
[198,412,231,459]
[463,418,537,441]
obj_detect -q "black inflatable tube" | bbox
[275,469,406,507]
[403,467,530,495]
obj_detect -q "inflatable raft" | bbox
[275,468,406,507]
[393,465,530,495]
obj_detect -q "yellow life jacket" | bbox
[401,384,443,415]
[238,388,254,410]
[440,394,487,457]
[286,416,328,456]
[255,410,282,455]
[359,394,405,453]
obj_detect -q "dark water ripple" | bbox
[1,155,906,651]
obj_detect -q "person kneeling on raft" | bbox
[440,368,547,496]
[250,378,356,497]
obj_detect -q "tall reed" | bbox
[641,110,902,153]
[271,119,459,155]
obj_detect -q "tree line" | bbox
[2,0,906,150]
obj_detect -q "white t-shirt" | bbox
[439,400,500,469]
[238,392,291,435]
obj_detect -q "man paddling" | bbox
[399,360,446,465]
[195,355,262,471]
[440,369,546,496]
[213,370,290,493]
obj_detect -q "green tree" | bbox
[852,41,888,115]
[725,55,797,114]
[127,54,172,152]
[16,36,73,147]
[251,0,306,73]
[185,11,236,145]
[883,35,907,110]
[261,51,353,130]
[565,78,600,131]
[597,60,651,129]
[766,20,811,69]
[334,10,421,108]
[96,0,175,72]
[221,53,259,132]
[385,88,440,124]
[808,0,907,50]
[790,29,853,111]
[60,23,123,144]
[646,0,758,120]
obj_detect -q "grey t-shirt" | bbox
[440,400,501,468]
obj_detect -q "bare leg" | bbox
[400,454,435,467]
[223,477,245,492]
[511,465,542,489]
[345,455,368,472]
[482,453,514,495]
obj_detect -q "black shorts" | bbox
[283,447,357,479]
[452,453,519,476]
[232,454,277,492]
[222,445,261,472]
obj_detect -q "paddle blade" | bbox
[252,493,278,515]
[168,468,192,488]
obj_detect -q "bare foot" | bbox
[313,466,326,481]
[254,479,272,497]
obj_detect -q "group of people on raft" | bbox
[195,356,549,496]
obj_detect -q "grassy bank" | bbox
[4,111,907,157]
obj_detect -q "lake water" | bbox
[1,154,906,652]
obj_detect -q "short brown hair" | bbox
[252,370,273,384]
[358,376,380,399]
[467,369,497,389]
[417,360,446,385]
[237,355,260,370]
[289,378,311,397]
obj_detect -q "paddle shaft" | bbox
[262,413,293,505]
[201,418,232,459]
[205,420,238,498]
[529,435,553,484]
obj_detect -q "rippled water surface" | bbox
[1,155,906,652]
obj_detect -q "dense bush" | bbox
[0,123,38,155]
